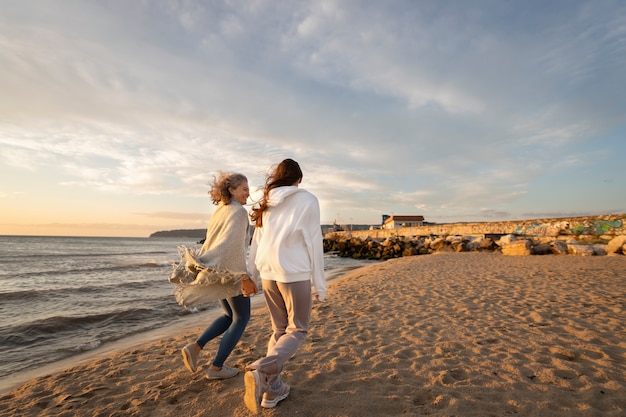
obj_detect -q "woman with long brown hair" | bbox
[243,159,326,412]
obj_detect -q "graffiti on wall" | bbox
[570,219,623,235]
[514,219,623,236]
[514,221,571,237]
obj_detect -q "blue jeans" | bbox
[196,294,251,368]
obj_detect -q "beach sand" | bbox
[1,252,624,416]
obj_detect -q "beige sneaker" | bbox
[206,365,238,380]
[244,370,265,413]
[181,343,198,373]
[261,383,290,408]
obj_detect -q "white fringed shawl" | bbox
[168,201,249,307]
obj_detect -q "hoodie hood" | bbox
[248,184,326,300]
[267,186,301,207]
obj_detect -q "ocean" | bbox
[0,235,374,391]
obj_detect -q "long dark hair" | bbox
[250,159,303,227]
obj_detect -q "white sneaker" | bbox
[261,383,290,408]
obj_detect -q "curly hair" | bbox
[250,159,303,227]
[209,172,248,205]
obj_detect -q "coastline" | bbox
[0,297,269,395]
[0,260,369,396]
[1,252,625,416]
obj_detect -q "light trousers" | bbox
[248,279,312,380]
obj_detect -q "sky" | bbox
[1,0,625,237]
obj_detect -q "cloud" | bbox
[521,210,626,219]
[1,0,625,236]
[134,211,207,220]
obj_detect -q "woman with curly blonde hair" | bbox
[179,171,258,380]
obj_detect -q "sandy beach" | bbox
[1,252,625,417]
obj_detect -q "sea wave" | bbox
[0,306,187,378]
[0,261,172,280]
[71,339,102,352]
[0,279,174,300]
[0,250,172,264]
[0,306,183,348]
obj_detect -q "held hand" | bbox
[241,275,258,297]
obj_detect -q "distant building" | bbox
[382,215,425,229]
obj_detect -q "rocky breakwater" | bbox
[323,234,626,259]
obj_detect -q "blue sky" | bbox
[1,0,625,237]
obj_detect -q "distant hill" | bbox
[324,224,375,232]
[149,229,206,238]
[149,224,377,238]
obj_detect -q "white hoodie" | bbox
[249,186,326,301]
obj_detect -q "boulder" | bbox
[592,245,607,256]
[567,244,595,256]
[532,243,552,255]
[429,237,446,251]
[463,236,494,252]
[449,237,466,252]
[501,239,532,256]
[550,241,569,255]
[496,234,517,247]
[606,236,626,254]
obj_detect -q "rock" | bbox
[450,238,466,252]
[323,231,625,260]
[465,240,480,252]
[532,243,552,255]
[567,244,595,256]
[606,236,626,254]
[496,234,517,246]
[463,236,493,252]
[501,239,532,256]
[429,237,446,251]
[592,245,607,256]
[550,241,569,255]
[478,237,496,251]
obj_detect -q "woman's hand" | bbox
[241,275,258,297]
